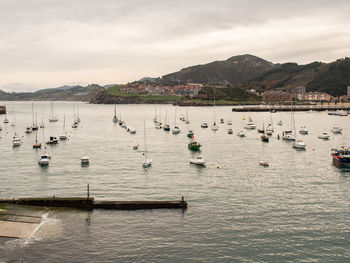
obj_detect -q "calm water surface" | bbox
[1,101,350,262]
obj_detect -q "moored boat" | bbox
[293,139,306,149]
[189,155,206,166]
[318,131,330,139]
[331,126,342,134]
[332,146,350,168]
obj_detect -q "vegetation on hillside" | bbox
[306,58,350,96]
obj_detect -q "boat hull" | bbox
[333,157,350,168]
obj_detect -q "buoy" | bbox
[243,115,245,120]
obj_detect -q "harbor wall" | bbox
[0,197,188,210]
[0,106,5,114]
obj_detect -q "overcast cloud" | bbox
[0,0,349,91]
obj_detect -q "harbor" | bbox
[1,101,350,262]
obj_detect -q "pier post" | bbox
[87,184,90,199]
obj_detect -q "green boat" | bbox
[187,130,194,138]
[188,140,201,151]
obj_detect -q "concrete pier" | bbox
[0,105,5,114]
[232,105,350,112]
[0,197,188,210]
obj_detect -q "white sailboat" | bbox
[172,107,181,134]
[282,102,296,141]
[38,128,50,166]
[212,88,218,131]
[143,121,152,168]
[49,102,58,122]
[59,114,68,140]
[292,114,306,149]
[12,118,22,147]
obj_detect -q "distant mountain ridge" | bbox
[0,84,104,101]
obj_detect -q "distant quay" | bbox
[0,197,188,210]
[0,105,5,114]
[232,105,350,112]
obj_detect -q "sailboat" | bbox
[155,108,162,129]
[185,108,190,124]
[59,114,68,140]
[172,107,181,134]
[142,121,152,168]
[31,103,39,130]
[163,110,170,131]
[153,106,158,123]
[266,108,274,135]
[3,110,9,124]
[12,118,22,147]
[293,114,306,149]
[49,102,58,122]
[40,108,45,128]
[211,88,218,131]
[38,127,50,166]
[33,127,41,149]
[260,121,269,142]
[72,104,78,128]
[282,102,296,141]
[113,101,118,123]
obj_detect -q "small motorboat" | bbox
[211,122,219,131]
[172,126,181,134]
[237,131,245,137]
[258,161,269,167]
[143,158,152,168]
[282,131,295,141]
[81,156,90,165]
[227,128,233,134]
[25,127,32,134]
[163,124,170,131]
[220,118,224,124]
[201,122,208,128]
[133,145,139,150]
[293,139,306,149]
[128,127,136,134]
[244,118,256,129]
[179,115,185,121]
[189,156,206,166]
[318,131,330,140]
[299,126,308,134]
[46,136,59,144]
[331,126,342,134]
[38,154,50,166]
[227,120,232,125]
[187,130,194,138]
[33,142,41,149]
[12,134,22,147]
[266,130,273,136]
[121,122,127,129]
[277,120,283,126]
[72,123,78,128]
[3,118,9,124]
[59,131,68,140]
[155,123,162,129]
[257,128,264,133]
[261,134,269,142]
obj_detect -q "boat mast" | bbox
[213,88,216,124]
[144,120,147,160]
[32,102,34,126]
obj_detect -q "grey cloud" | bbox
[0,0,349,91]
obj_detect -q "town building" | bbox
[262,91,292,102]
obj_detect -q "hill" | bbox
[0,84,104,101]
[161,54,274,85]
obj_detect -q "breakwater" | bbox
[0,197,188,210]
[232,105,350,112]
[0,105,5,114]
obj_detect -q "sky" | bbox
[0,0,349,92]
